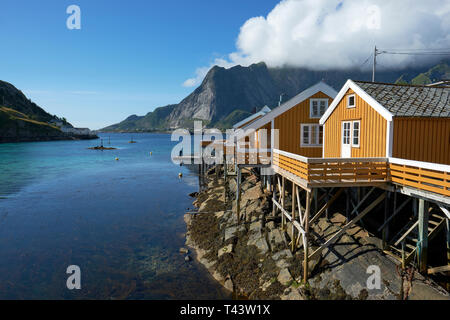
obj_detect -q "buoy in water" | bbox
[150,152,153,156]
[179,173,183,178]
[115,157,119,161]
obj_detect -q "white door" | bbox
[341,121,351,158]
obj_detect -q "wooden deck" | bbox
[273,149,389,189]
[272,149,449,201]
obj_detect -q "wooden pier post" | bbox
[281,176,286,230]
[446,218,450,291]
[345,189,350,223]
[291,183,297,252]
[446,217,450,263]
[272,175,277,216]
[303,191,311,283]
[382,191,391,250]
[418,199,429,273]
[313,188,318,216]
[236,166,242,223]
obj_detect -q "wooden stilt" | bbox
[303,191,311,283]
[291,183,297,252]
[446,217,450,290]
[281,177,286,230]
[236,166,242,223]
[272,175,278,216]
[313,188,318,216]
[418,199,429,273]
[345,189,350,222]
[401,240,406,269]
[382,191,391,250]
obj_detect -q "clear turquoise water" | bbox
[0,133,229,299]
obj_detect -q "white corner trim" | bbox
[243,81,338,132]
[320,80,394,125]
[386,120,394,157]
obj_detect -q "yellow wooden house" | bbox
[320,80,450,165]
[239,81,338,158]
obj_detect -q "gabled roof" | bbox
[356,81,450,117]
[243,81,338,131]
[232,106,271,129]
[320,80,450,124]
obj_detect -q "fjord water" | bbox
[0,133,229,299]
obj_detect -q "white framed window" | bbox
[347,94,356,108]
[342,121,351,145]
[310,99,328,118]
[301,124,323,147]
[352,120,360,147]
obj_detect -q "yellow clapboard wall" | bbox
[274,92,333,157]
[393,117,450,165]
[323,89,387,158]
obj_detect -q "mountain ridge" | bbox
[101,60,450,132]
[0,80,97,143]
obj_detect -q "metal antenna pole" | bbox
[372,46,377,82]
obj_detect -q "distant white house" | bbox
[60,127,92,136]
[232,106,271,130]
[50,120,94,136]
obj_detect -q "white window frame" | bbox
[347,94,356,108]
[309,99,328,118]
[352,120,360,148]
[300,124,323,147]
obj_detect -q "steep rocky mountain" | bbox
[101,60,449,132]
[0,80,96,143]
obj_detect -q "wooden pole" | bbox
[401,240,406,269]
[281,176,286,230]
[272,175,277,216]
[303,191,311,283]
[382,191,391,250]
[236,166,242,223]
[418,199,429,273]
[345,189,350,223]
[446,218,450,290]
[313,188,318,216]
[291,183,297,252]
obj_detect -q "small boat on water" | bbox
[129,136,137,144]
[88,139,117,150]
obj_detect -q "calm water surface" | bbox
[0,133,229,299]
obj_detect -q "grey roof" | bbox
[354,81,450,118]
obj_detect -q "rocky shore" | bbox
[184,167,450,300]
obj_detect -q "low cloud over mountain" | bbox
[184,0,450,87]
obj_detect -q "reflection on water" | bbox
[0,134,229,299]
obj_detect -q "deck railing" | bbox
[389,158,449,197]
[273,149,388,187]
[272,149,450,197]
[236,149,272,165]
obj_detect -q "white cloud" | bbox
[182,66,210,87]
[183,0,450,87]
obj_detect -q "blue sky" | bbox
[0,0,279,129]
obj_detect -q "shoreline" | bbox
[0,134,99,144]
[184,166,450,300]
